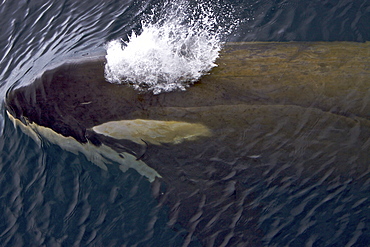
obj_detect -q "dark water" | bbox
[0,0,369,246]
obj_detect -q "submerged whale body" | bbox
[5,42,370,246]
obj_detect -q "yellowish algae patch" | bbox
[6,111,161,182]
[92,119,212,145]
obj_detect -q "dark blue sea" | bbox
[0,0,369,246]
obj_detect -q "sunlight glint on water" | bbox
[104,1,225,94]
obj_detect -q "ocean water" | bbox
[0,0,370,246]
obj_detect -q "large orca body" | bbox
[5,42,370,246]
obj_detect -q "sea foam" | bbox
[104,1,225,94]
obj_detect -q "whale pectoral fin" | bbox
[96,145,161,182]
[92,119,212,145]
[119,163,129,173]
[86,150,109,171]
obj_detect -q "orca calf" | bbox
[6,42,370,246]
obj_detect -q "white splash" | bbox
[104,1,224,94]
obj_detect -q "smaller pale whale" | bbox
[92,119,211,145]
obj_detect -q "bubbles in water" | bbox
[104,1,232,94]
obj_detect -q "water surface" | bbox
[0,0,369,246]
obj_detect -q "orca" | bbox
[5,42,370,246]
